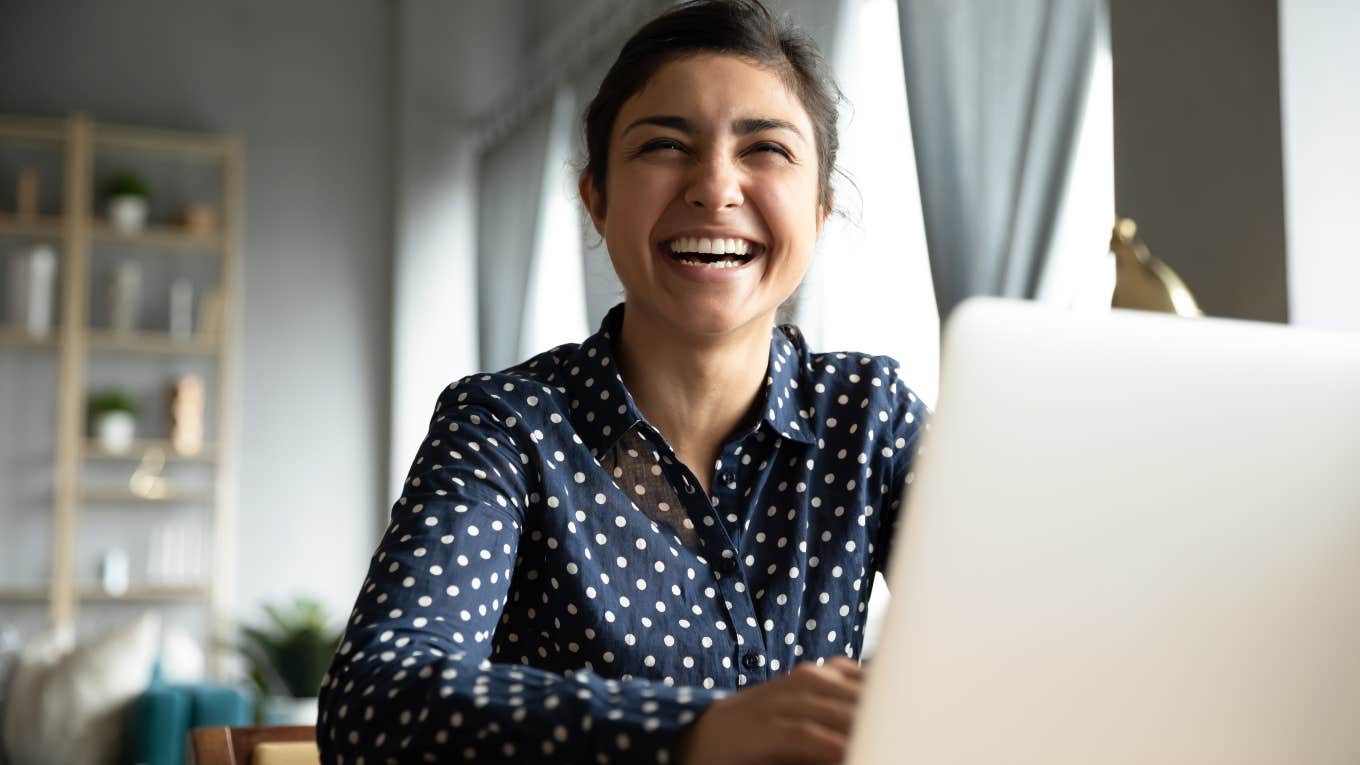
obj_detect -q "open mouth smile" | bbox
[662,236,764,269]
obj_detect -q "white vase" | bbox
[108,195,148,233]
[99,548,129,596]
[95,411,136,453]
[6,245,56,337]
[260,696,319,726]
[109,260,143,333]
[169,278,194,339]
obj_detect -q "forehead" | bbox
[614,53,814,138]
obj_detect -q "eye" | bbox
[747,141,792,160]
[637,138,688,155]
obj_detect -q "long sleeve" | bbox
[317,380,724,764]
[871,366,931,577]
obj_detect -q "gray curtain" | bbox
[476,104,553,372]
[898,0,1102,319]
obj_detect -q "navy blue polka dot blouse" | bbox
[318,303,929,763]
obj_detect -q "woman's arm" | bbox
[872,368,931,577]
[317,381,724,764]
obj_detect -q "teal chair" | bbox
[124,666,254,765]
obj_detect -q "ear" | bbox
[578,170,606,236]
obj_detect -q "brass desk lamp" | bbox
[1109,217,1202,317]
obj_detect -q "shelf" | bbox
[80,486,215,505]
[91,222,222,253]
[0,584,208,602]
[87,329,220,355]
[78,584,209,602]
[94,123,232,160]
[0,215,64,240]
[0,115,66,145]
[83,439,217,463]
[0,325,58,349]
[0,585,50,601]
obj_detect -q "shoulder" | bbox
[433,345,577,433]
[779,324,927,441]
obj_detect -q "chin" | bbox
[658,295,775,338]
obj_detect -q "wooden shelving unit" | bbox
[79,487,217,505]
[78,584,211,602]
[0,324,59,349]
[0,585,50,602]
[90,222,223,253]
[0,214,65,240]
[0,113,241,676]
[81,438,218,462]
[87,329,220,355]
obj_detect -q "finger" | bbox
[789,662,861,704]
[823,656,865,681]
[779,693,857,736]
[770,718,849,765]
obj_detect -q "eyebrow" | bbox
[621,115,804,140]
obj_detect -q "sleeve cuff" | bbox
[575,671,728,764]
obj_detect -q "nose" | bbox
[683,153,744,211]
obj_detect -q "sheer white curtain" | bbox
[477,104,553,372]
[897,0,1108,319]
[1035,0,1116,312]
[477,88,589,371]
[795,0,941,408]
[520,88,590,356]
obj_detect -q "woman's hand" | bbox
[676,657,864,765]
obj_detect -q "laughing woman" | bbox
[318,1,928,763]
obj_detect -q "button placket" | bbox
[710,442,770,683]
[647,428,770,685]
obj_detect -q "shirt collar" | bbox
[560,304,641,457]
[562,304,817,456]
[761,321,818,445]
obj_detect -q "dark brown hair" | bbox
[582,0,843,212]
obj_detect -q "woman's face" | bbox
[581,53,827,340]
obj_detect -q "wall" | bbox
[1109,0,1289,322]
[1279,0,1360,333]
[0,0,394,626]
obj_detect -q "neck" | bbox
[616,303,772,492]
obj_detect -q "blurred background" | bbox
[0,0,1356,757]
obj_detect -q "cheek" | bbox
[754,181,821,248]
[605,164,679,228]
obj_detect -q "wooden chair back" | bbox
[188,725,318,765]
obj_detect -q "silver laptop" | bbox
[848,298,1360,764]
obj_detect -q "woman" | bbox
[318,1,928,763]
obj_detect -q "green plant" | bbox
[88,388,139,418]
[103,173,149,199]
[240,597,342,698]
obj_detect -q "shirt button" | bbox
[717,557,737,574]
[741,651,761,670]
[719,471,735,484]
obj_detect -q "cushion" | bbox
[251,741,320,765]
[189,683,253,727]
[2,612,159,765]
[0,626,23,765]
[123,682,192,765]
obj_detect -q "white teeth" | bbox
[675,256,744,269]
[667,237,753,255]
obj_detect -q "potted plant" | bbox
[103,173,150,233]
[240,597,342,726]
[89,388,139,454]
